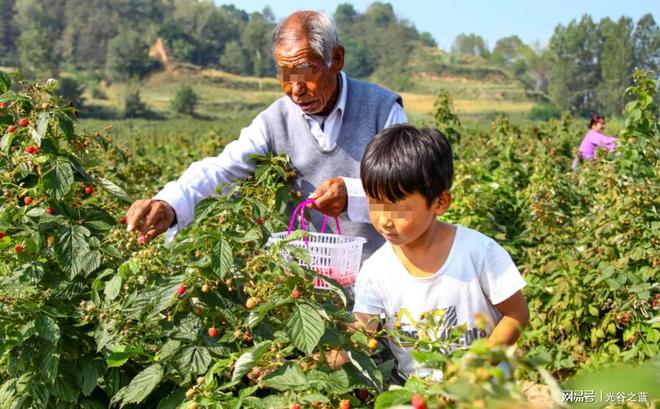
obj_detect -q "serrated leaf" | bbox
[41,347,60,383]
[42,158,74,200]
[104,275,121,301]
[35,315,60,343]
[175,346,212,378]
[29,380,49,409]
[374,389,413,409]
[97,177,131,203]
[29,127,41,145]
[232,341,272,382]
[37,112,50,143]
[110,364,163,407]
[286,303,324,355]
[261,364,308,391]
[107,351,129,368]
[213,238,233,278]
[54,224,100,278]
[80,358,105,396]
[55,112,74,138]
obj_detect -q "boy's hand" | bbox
[308,177,347,217]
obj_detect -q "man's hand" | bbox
[125,199,176,243]
[307,177,347,217]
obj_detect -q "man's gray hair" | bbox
[272,11,339,66]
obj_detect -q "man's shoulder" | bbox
[346,76,400,103]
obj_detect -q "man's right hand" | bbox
[125,199,176,243]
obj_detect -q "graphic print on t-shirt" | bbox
[393,306,488,348]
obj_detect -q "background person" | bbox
[572,115,617,168]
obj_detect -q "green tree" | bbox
[170,84,199,116]
[451,33,489,58]
[60,0,119,71]
[17,27,58,78]
[633,14,660,75]
[241,13,275,77]
[0,0,19,66]
[548,15,601,116]
[219,40,251,75]
[105,28,156,81]
[597,17,634,116]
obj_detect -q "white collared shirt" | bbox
[154,72,407,239]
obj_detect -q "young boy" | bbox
[334,124,529,379]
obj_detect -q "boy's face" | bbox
[367,191,451,246]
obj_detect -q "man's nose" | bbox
[291,81,306,96]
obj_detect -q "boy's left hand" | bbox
[308,177,348,217]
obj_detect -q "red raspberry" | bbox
[19,118,29,127]
[84,185,94,195]
[47,207,55,215]
[411,394,427,409]
[176,284,187,296]
[24,196,33,206]
[0,231,4,239]
[7,125,16,133]
[15,245,24,254]
[208,327,219,337]
[291,289,301,299]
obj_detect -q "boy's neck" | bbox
[393,221,457,277]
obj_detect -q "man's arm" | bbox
[310,102,408,221]
[487,291,529,347]
[126,114,270,242]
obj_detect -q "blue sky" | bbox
[213,0,658,50]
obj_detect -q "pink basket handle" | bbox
[287,199,342,241]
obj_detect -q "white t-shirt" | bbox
[352,224,526,378]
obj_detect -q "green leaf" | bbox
[104,275,122,301]
[286,303,324,355]
[42,158,74,200]
[232,341,272,382]
[80,358,105,397]
[97,177,131,203]
[107,351,129,368]
[0,71,10,92]
[35,315,60,343]
[374,389,413,409]
[37,112,50,144]
[29,127,41,145]
[41,347,60,383]
[28,380,49,409]
[54,224,100,278]
[55,112,74,138]
[1,131,16,153]
[175,346,212,377]
[110,364,163,407]
[261,364,309,391]
[19,262,45,284]
[213,238,233,278]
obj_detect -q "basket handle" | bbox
[287,199,342,239]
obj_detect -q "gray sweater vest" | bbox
[262,76,402,260]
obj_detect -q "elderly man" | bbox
[126,11,406,259]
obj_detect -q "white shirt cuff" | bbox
[153,182,192,242]
[341,177,371,223]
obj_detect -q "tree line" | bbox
[1,0,657,118]
[452,14,659,117]
[0,1,433,86]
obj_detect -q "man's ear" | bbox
[434,191,451,216]
[331,45,345,73]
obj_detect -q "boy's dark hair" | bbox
[360,124,453,207]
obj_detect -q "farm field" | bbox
[1,65,658,409]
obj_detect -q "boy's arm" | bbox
[324,312,380,369]
[487,291,529,347]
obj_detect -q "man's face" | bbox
[274,38,342,115]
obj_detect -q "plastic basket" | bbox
[268,199,366,289]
